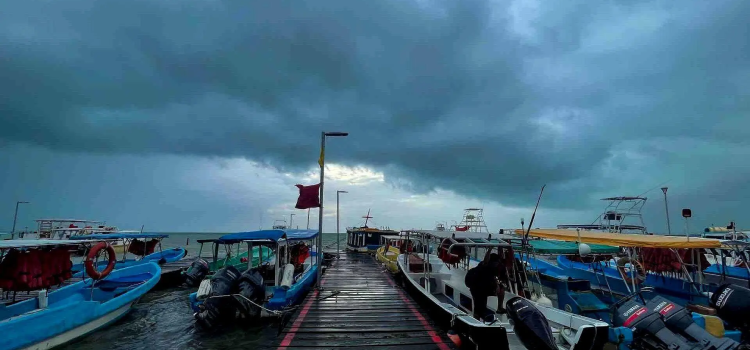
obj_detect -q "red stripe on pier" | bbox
[385,273,452,350]
[277,280,323,350]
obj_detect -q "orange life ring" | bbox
[85,242,116,280]
[617,257,646,285]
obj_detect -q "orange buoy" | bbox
[85,242,116,280]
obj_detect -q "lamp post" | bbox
[290,213,295,230]
[661,187,671,235]
[11,201,29,239]
[336,190,348,259]
[307,208,311,230]
[318,131,348,288]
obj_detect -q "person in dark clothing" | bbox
[465,252,506,321]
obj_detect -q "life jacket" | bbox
[438,239,466,266]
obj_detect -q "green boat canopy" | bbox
[510,239,620,255]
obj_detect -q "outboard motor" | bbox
[646,296,739,350]
[710,284,750,342]
[194,265,241,328]
[613,299,701,350]
[506,296,557,350]
[235,268,266,320]
[183,258,210,287]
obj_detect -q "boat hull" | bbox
[2,263,160,350]
[346,229,398,252]
[21,301,135,350]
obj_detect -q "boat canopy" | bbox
[0,239,97,249]
[69,233,168,240]
[515,229,722,249]
[512,240,620,254]
[409,229,520,241]
[218,229,319,244]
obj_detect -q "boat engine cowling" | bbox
[194,265,241,328]
[183,258,210,287]
[506,296,557,350]
[710,283,750,341]
[646,296,740,350]
[235,268,266,319]
[613,299,702,350]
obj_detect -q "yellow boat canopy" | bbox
[514,229,722,249]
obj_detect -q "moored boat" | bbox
[346,210,398,252]
[189,229,319,327]
[0,239,160,350]
[398,229,610,349]
[181,238,273,287]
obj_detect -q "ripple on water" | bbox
[57,287,279,350]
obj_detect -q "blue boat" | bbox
[0,240,161,350]
[189,229,319,324]
[69,233,186,275]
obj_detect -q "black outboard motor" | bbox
[613,299,702,350]
[505,296,557,350]
[195,265,241,328]
[710,284,750,342]
[183,258,210,287]
[646,296,739,350]
[235,268,266,320]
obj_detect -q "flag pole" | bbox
[317,131,326,288]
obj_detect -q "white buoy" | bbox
[280,263,295,289]
[578,243,592,256]
[537,295,553,307]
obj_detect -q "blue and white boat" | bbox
[189,229,319,325]
[0,239,160,350]
[69,233,186,275]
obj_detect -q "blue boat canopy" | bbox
[218,229,319,244]
[69,233,168,240]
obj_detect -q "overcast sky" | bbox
[1,0,748,233]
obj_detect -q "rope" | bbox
[203,294,297,316]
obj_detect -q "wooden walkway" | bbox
[276,253,454,350]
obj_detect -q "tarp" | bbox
[515,229,722,249]
[218,229,318,244]
[512,240,620,254]
[69,233,168,240]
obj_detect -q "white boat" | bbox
[397,229,609,350]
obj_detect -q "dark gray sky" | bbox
[1,0,748,232]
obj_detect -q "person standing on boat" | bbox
[465,252,506,321]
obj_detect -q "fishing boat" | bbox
[346,210,398,252]
[189,229,319,327]
[0,239,161,350]
[181,238,273,287]
[397,229,610,349]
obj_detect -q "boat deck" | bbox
[276,253,454,350]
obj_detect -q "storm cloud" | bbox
[1,0,749,230]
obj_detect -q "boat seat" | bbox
[687,304,717,316]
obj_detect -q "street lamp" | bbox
[317,131,348,288]
[11,201,30,239]
[290,213,295,230]
[661,187,671,235]
[336,190,348,259]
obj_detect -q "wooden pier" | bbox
[276,253,454,350]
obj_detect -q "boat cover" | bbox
[516,229,722,248]
[218,229,318,244]
[512,240,620,254]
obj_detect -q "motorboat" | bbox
[181,238,274,287]
[398,229,609,349]
[0,239,160,350]
[189,229,320,327]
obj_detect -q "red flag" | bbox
[295,183,321,209]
